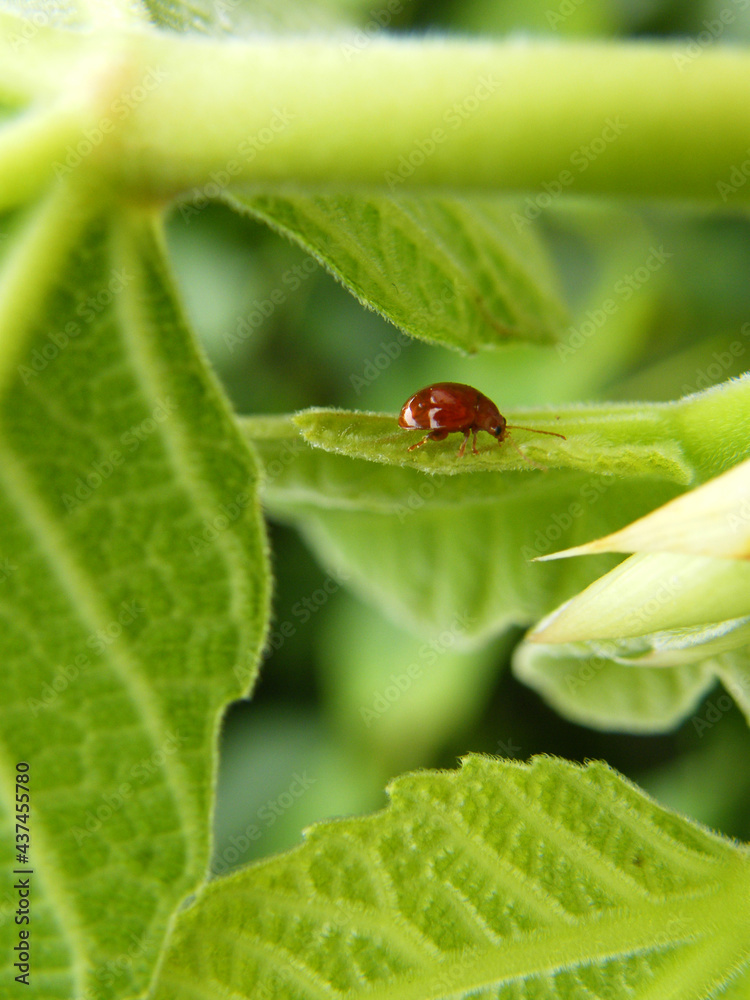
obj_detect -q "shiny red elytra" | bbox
[398,382,565,462]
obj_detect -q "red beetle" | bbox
[398,382,565,460]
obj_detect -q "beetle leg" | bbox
[457,429,471,457]
[407,435,430,452]
[408,429,449,452]
[471,428,479,455]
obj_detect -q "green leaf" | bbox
[512,641,719,733]
[714,648,750,728]
[244,376,750,646]
[515,547,750,732]
[533,456,750,561]
[528,553,750,644]
[229,192,568,352]
[149,754,750,999]
[0,205,269,999]
[289,374,750,482]
[242,416,682,643]
[292,404,695,481]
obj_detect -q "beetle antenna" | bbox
[506,425,566,440]
[504,436,548,472]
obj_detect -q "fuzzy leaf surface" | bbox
[230,193,568,352]
[149,754,750,999]
[293,405,695,481]
[0,203,269,999]
[243,415,686,643]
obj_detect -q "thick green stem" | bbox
[118,34,750,202]
[4,21,750,204]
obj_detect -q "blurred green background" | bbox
[165,0,750,875]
